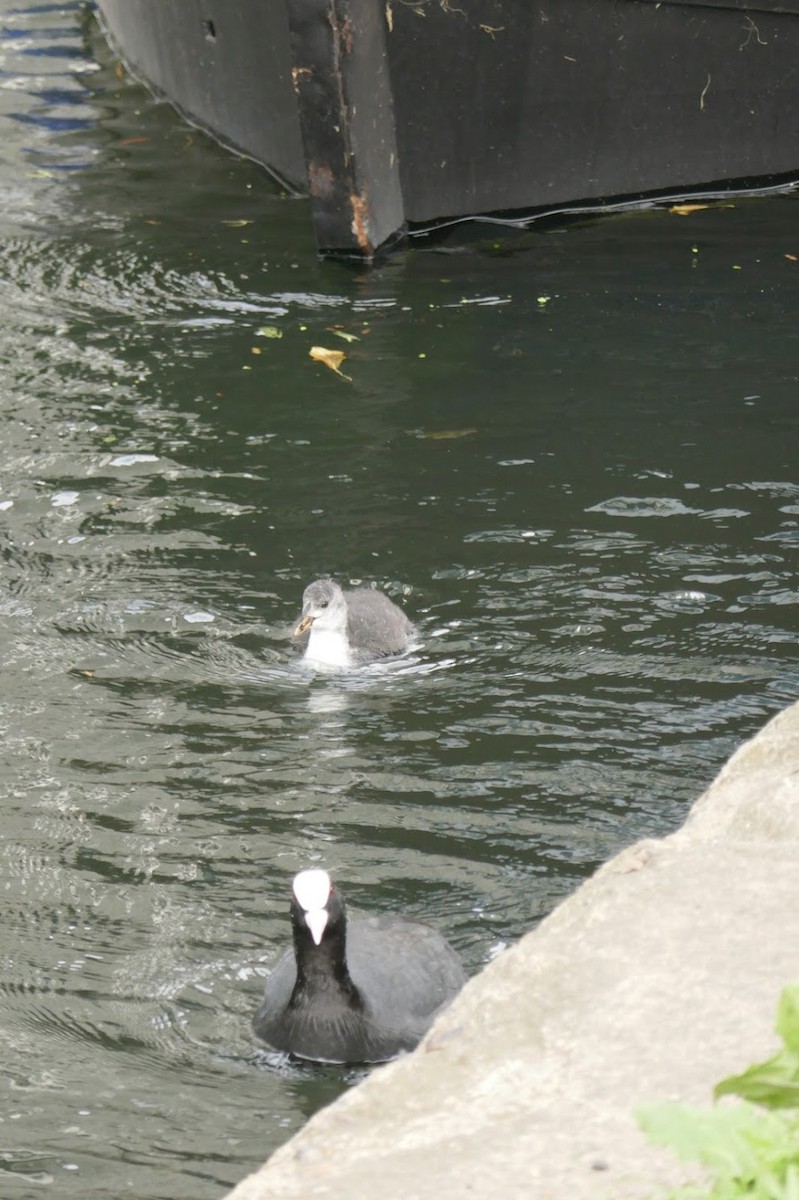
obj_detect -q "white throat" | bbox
[304,625,353,668]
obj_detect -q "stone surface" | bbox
[227,701,799,1200]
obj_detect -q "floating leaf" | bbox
[406,427,477,440]
[786,254,798,262]
[670,203,710,215]
[256,325,283,339]
[119,136,149,146]
[309,345,351,381]
[328,329,360,343]
[221,219,253,227]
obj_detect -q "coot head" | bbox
[293,579,347,639]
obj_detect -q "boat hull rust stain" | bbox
[349,190,372,254]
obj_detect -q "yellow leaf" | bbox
[669,204,710,216]
[328,329,360,343]
[256,325,283,339]
[221,219,253,227]
[309,345,351,381]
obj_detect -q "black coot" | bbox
[253,869,467,1064]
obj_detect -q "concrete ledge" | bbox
[227,701,799,1200]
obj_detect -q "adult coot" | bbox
[293,578,415,667]
[253,869,467,1063]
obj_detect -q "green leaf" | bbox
[776,986,799,1055]
[714,1052,799,1110]
[713,987,799,1110]
[637,1101,767,1175]
[785,1163,799,1200]
[638,988,799,1200]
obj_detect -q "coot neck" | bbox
[292,905,362,1008]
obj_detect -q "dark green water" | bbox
[1,4,797,1197]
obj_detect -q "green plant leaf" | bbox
[776,986,799,1055]
[638,988,799,1200]
[784,1163,799,1200]
[714,1052,799,1110]
[637,1101,766,1175]
[713,987,799,1110]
